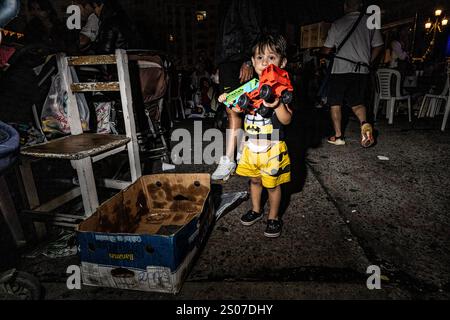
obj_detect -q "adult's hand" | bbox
[239,62,253,83]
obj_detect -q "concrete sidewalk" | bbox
[13,112,450,300]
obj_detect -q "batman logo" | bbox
[246,125,261,133]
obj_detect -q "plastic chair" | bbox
[374,68,412,124]
[418,75,449,119]
[442,95,450,131]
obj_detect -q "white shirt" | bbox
[80,13,99,42]
[324,12,384,74]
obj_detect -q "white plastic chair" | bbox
[374,69,412,124]
[442,97,450,131]
[418,75,449,119]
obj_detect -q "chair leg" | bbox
[408,97,412,122]
[388,99,395,124]
[374,96,380,120]
[418,96,427,118]
[385,101,389,119]
[178,98,186,119]
[429,99,436,118]
[442,98,450,131]
[0,176,26,247]
[72,158,99,218]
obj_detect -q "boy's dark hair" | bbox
[252,33,287,59]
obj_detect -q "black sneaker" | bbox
[264,219,282,238]
[240,210,263,226]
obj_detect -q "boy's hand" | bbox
[218,93,228,103]
[231,106,244,113]
[262,97,281,109]
[219,93,243,113]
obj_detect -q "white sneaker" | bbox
[211,156,236,181]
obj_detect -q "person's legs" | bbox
[326,74,346,145]
[348,74,375,148]
[328,105,346,145]
[250,177,263,213]
[330,105,343,137]
[240,177,264,226]
[225,107,242,160]
[267,185,281,220]
[212,62,242,180]
[264,185,282,238]
[351,104,367,124]
[260,142,290,238]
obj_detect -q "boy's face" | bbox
[251,46,287,77]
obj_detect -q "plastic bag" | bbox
[95,101,112,134]
[41,73,90,135]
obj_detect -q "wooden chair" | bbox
[20,49,141,229]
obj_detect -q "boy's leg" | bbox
[260,142,290,238]
[250,177,263,213]
[264,185,283,238]
[236,147,264,226]
[267,185,281,220]
[240,177,264,226]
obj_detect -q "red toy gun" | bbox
[237,64,294,117]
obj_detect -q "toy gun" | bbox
[238,64,294,117]
[224,64,294,117]
[223,78,260,112]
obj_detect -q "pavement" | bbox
[2,107,450,300]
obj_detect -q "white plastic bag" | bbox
[95,101,112,134]
[41,73,90,135]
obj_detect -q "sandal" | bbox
[327,135,346,146]
[361,123,375,148]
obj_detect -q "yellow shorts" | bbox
[236,141,291,189]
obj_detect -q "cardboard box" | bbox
[300,22,331,49]
[76,173,214,294]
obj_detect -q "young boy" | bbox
[218,34,293,238]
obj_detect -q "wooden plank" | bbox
[18,159,40,210]
[34,187,81,212]
[0,176,26,247]
[71,82,120,92]
[21,134,130,160]
[20,210,84,227]
[72,158,99,217]
[92,145,126,163]
[101,179,131,190]
[67,55,116,66]
[116,49,142,182]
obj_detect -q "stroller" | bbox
[127,50,172,164]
